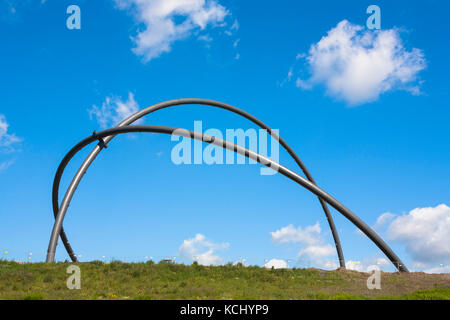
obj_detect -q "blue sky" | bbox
[0,0,449,272]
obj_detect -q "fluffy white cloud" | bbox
[263,259,288,269]
[0,114,20,149]
[271,222,321,246]
[271,222,336,266]
[115,0,230,61]
[295,20,426,105]
[88,92,140,129]
[298,244,335,260]
[179,233,229,266]
[387,204,450,265]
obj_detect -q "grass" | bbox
[0,259,449,300]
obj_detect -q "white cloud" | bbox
[271,222,336,267]
[115,0,230,62]
[88,92,140,129]
[345,260,364,272]
[0,114,21,149]
[263,259,288,269]
[295,77,312,90]
[295,20,426,105]
[179,233,229,266]
[271,222,322,246]
[424,265,450,274]
[387,204,450,265]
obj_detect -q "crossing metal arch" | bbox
[50,99,345,267]
[46,125,409,272]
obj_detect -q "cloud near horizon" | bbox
[293,20,426,105]
[114,0,232,62]
[178,233,229,266]
[263,259,288,269]
[270,222,336,267]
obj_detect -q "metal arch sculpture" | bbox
[46,125,409,272]
[49,98,345,267]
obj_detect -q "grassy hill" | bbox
[0,260,449,300]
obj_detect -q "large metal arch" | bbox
[46,125,408,272]
[52,98,345,267]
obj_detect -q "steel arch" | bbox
[51,99,345,267]
[46,125,408,272]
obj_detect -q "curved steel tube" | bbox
[46,125,408,272]
[52,98,345,267]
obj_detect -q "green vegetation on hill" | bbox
[0,260,449,300]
